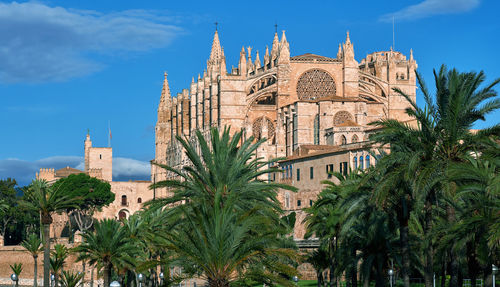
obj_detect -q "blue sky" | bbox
[0,0,498,185]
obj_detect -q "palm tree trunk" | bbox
[330,237,336,287]
[34,256,38,287]
[447,206,459,287]
[400,200,411,287]
[43,223,51,287]
[424,200,434,287]
[350,248,357,287]
[207,278,230,287]
[401,224,411,287]
[103,264,112,287]
[90,267,94,287]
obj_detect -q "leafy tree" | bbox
[20,179,81,287]
[74,218,136,287]
[0,178,18,245]
[21,234,43,287]
[52,173,113,233]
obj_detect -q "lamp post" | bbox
[493,265,498,287]
[138,273,144,287]
[10,273,18,287]
[159,272,164,287]
[388,269,394,287]
[50,274,55,287]
[110,281,121,287]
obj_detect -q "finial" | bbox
[164,71,167,79]
[346,30,351,43]
[410,48,414,60]
[215,21,218,31]
[87,128,89,136]
[274,22,278,33]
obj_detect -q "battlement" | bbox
[36,168,56,181]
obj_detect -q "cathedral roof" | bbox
[55,166,84,178]
[291,53,338,62]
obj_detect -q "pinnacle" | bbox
[209,30,223,61]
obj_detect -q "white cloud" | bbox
[379,0,480,22]
[113,157,150,180]
[0,155,150,186]
[0,2,182,83]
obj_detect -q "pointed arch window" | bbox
[366,155,370,168]
[285,193,290,209]
[340,135,347,145]
[360,156,364,170]
[354,157,358,169]
[352,134,359,143]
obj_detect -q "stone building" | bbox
[152,29,418,239]
[37,132,152,238]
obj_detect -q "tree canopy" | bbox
[52,173,114,211]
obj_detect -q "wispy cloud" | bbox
[0,2,183,83]
[379,0,480,22]
[0,155,150,186]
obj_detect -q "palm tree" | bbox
[306,248,330,287]
[60,271,84,287]
[21,179,81,287]
[10,263,23,287]
[74,219,136,287]
[162,198,298,287]
[21,233,43,287]
[151,127,295,213]
[151,127,298,287]
[370,65,500,287]
[50,244,70,287]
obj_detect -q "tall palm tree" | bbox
[74,219,136,287]
[21,179,81,287]
[151,127,295,213]
[21,233,43,287]
[151,127,298,287]
[371,65,500,287]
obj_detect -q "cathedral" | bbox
[152,29,418,239]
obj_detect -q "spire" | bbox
[337,43,342,59]
[209,30,222,61]
[342,30,355,62]
[160,72,171,103]
[271,31,279,62]
[239,46,247,75]
[277,30,290,64]
[264,45,270,67]
[280,30,288,45]
[254,50,261,70]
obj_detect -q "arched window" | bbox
[354,157,358,169]
[118,211,126,220]
[340,135,347,145]
[285,193,290,209]
[121,195,127,206]
[360,156,364,170]
[366,155,370,168]
[137,198,142,204]
[352,134,359,143]
[314,114,320,145]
